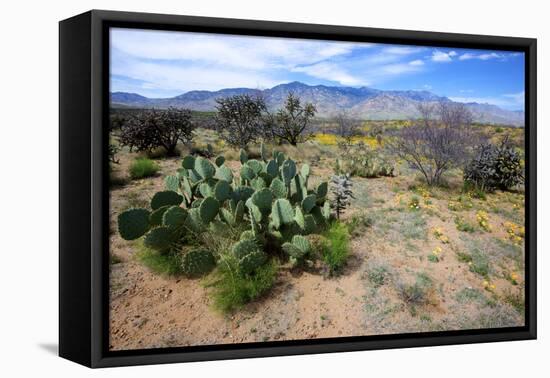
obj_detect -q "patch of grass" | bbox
[456,251,473,263]
[321,222,351,276]
[454,216,476,233]
[455,287,485,304]
[367,265,389,287]
[401,211,427,239]
[129,158,159,179]
[427,254,439,263]
[469,248,490,278]
[502,289,525,315]
[396,272,432,306]
[346,212,374,238]
[136,245,183,276]
[206,257,278,313]
[121,190,149,209]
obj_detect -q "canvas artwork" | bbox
[108,28,526,351]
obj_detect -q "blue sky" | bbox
[110,28,525,111]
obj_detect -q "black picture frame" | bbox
[59,9,537,368]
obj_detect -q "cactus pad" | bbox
[238,251,267,275]
[272,198,294,229]
[164,175,180,192]
[194,157,216,179]
[199,182,214,198]
[270,177,286,199]
[151,190,184,210]
[215,165,233,182]
[301,194,317,213]
[301,164,310,179]
[182,248,216,277]
[281,159,297,185]
[150,205,170,226]
[162,206,188,227]
[215,155,225,167]
[240,165,256,181]
[199,196,220,224]
[214,180,232,202]
[246,159,263,175]
[231,239,259,260]
[118,208,151,240]
[143,226,174,251]
[251,188,273,212]
[316,182,328,200]
[182,155,195,169]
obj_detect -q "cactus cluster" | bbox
[117,143,331,277]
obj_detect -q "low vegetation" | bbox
[129,158,159,179]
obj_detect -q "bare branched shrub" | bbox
[386,102,480,186]
[271,92,316,146]
[333,110,362,146]
[119,107,194,156]
[214,94,267,150]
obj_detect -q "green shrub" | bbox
[454,216,476,233]
[206,257,278,312]
[321,222,350,275]
[464,137,523,191]
[367,265,388,287]
[129,158,159,179]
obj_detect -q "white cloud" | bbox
[292,62,366,86]
[431,50,457,62]
[458,52,516,61]
[409,59,424,66]
[449,91,524,110]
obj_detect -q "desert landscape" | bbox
[108,105,525,350]
[108,29,525,351]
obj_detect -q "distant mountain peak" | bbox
[110,82,524,126]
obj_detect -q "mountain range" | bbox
[110,81,524,126]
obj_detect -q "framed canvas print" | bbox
[59,10,537,368]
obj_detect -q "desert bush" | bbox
[129,158,159,179]
[119,107,195,156]
[464,137,524,191]
[336,142,395,178]
[396,272,433,306]
[386,103,478,186]
[206,257,278,312]
[320,222,350,276]
[214,94,267,149]
[333,110,362,146]
[270,92,317,146]
[330,174,354,219]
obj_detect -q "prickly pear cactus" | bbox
[116,145,331,276]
